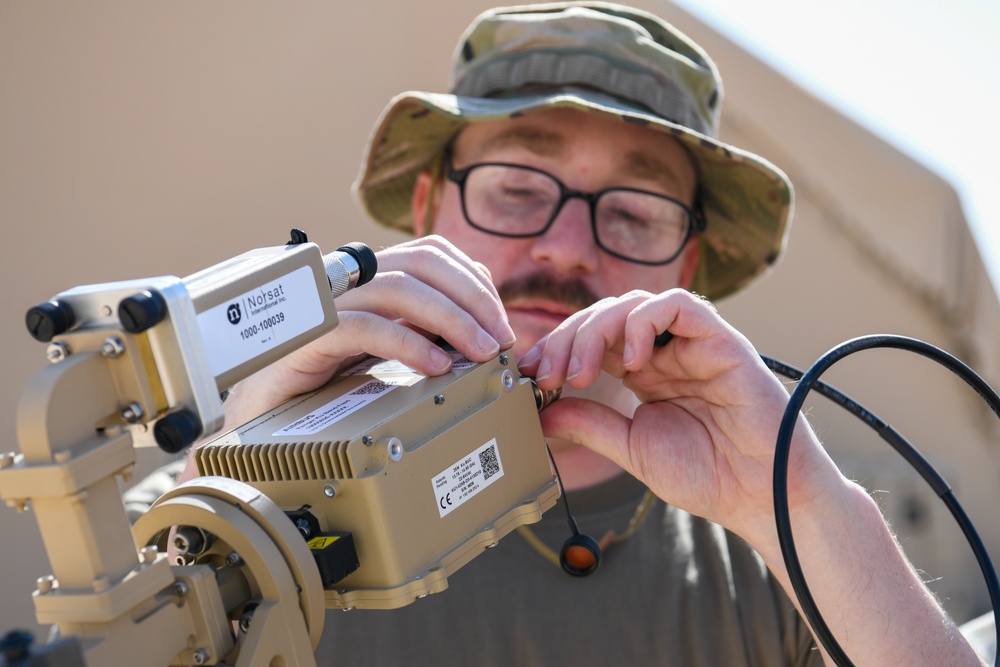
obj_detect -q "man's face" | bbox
[413,107,700,358]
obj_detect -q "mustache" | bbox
[497,273,599,313]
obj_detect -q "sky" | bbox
[671,0,1000,289]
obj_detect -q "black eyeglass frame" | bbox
[446,162,706,266]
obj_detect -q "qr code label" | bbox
[432,438,505,518]
[480,444,500,481]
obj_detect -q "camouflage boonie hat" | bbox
[354,1,793,300]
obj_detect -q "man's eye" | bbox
[501,184,541,197]
[496,184,550,205]
[603,206,653,229]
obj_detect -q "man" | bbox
[183,3,985,665]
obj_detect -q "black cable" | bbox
[766,335,1000,667]
[544,442,583,537]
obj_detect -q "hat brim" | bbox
[354,88,793,301]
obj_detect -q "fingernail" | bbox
[518,345,541,368]
[430,347,452,373]
[535,358,551,382]
[476,328,500,356]
[623,342,635,367]
[566,356,581,381]
[497,322,517,349]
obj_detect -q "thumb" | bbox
[539,397,633,471]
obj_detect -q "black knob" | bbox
[118,290,167,333]
[337,242,378,287]
[25,300,75,342]
[0,629,34,661]
[153,409,202,453]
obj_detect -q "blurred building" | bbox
[1,0,997,645]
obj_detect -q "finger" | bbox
[337,271,507,362]
[538,397,634,473]
[521,291,651,389]
[328,311,457,376]
[345,237,514,346]
[623,290,752,380]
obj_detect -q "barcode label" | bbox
[348,379,394,396]
[272,378,399,437]
[432,438,505,518]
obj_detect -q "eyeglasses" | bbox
[446,162,704,266]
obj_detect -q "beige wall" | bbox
[2,0,998,643]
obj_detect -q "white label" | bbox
[197,265,324,377]
[432,438,505,518]
[272,378,399,437]
[343,352,475,387]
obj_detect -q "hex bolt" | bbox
[295,517,313,539]
[100,337,125,358]
[46,342,70,364]
[239,602,259,633]
[35,575,56,594]
[121,402,144,424]
[387,437,404,462]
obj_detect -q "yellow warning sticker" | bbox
[308,535,341,550]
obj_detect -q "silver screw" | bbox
[323,484,337,498]
[140,546,158,564]
[173,581,189,597]
[0,452,15,468]
[192,648,210,665]
[100,336,125,358]
[387,437,404,462]
[499,354,509,365]
[501,369,515,392]
[224,551,243,568]
[362,435,373,446]
[434,394,446,405]
[46,342,70,363]
[121,402,144,423]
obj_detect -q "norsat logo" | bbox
[227,303,242,325]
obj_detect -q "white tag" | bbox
[197,265,324,377]
[272,378,399,437]
[432,438,505,518]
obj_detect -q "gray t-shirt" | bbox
[316,473,822,666]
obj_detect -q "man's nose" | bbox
[528,197,600,274]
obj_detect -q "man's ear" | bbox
[678,236,700,290]
[411,171,435,237]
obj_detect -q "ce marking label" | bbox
[431,438,504,518]
[439,492,453,510]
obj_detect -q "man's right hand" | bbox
[179,235,515,481]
